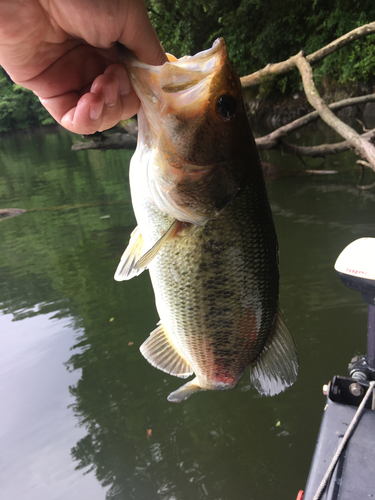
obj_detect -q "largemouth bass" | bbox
[115,39,298,402]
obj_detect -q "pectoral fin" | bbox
[167,378,204,403]
[249,309,299,397]
[134,219,180,270]
[134,219,195,270]
[114,226,145,281]
[140,323,193,379]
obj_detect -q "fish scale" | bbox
[148,184,278,390]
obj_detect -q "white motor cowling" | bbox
[335,237,375,373]
[335,237,375,301]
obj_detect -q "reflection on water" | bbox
[0,312,106,499]
[1,126,375,500]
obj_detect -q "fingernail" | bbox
[104,86,117,107]
[119,79,131,96]
[62,108,75,125]
[105,66,130,96]
[89,102,103,121]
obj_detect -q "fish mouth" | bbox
[118,37,225,93]
[117,39,228,140]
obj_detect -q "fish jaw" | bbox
[118,38,226,144]
[119,39,257,225]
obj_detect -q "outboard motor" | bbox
[301,238,375,500]
[335,237,375,379]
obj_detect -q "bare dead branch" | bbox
[240,59,296,89]
[356,160,375,189]
[240,21,375,88]
[291,52,375,171]
[72,132,137,152]
[272,129,375,158]
[277,140,352,158]
[307,22,375,65]
[0,208,26,221]
[256,94,375,150]
[247,21,375,169]
[357,160,372,168]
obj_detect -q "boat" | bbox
[298,237,375,500]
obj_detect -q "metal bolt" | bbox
[349,382,364,397]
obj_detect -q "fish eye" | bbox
[215,95,237,121]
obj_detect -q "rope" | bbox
[312,380,375,500]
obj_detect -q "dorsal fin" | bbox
[249,309,299,396]
[140,323,193,379]
[114,226,145,281]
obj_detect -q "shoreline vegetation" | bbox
[0,69,56,133]
[1,1,375,138]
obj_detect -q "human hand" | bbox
[0,0,167,134]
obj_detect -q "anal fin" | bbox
[114,226,145,281]
[250,308,299,397]
[167,378,204,403]
[140,323,193,379]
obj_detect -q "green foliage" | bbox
[147,0,235,57]
[2,1,375,131]
[0,68,55,133]
[146,0,375,95]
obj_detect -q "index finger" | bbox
[117,0,167,66]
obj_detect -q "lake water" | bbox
[1,124,375,500]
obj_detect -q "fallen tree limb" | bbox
[241,21,375,88]
[256,93,375,150]
[272,129,375,158]
[307,22,375,66]
[72,132,137,152]
[291,51,375,171]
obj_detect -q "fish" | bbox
[115,38,298,402]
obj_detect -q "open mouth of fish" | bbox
[118,37,226,113]
[117,38,237,171]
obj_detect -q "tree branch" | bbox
[307,22,375,65]
[256,94,375,150]
[272,129,375,158]
[71,132,136,152]
[240,21,375,88]
[291,51,375,171]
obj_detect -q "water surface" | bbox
[1,125,375,500]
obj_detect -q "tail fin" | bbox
[250,309,298,396]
